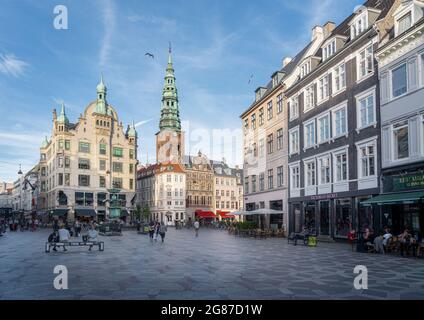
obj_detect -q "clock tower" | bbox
[156,44,185,164]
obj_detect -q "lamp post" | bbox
[18,164,23,213]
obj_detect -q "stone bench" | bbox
[45,241,104,253]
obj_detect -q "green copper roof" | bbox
[57,103,69,125]
[41,136,49,148]
[95,74,108,115]
[159,45,181,131]
[128,121,137,137]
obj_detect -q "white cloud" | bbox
[99,0,116,67]
[0,54,28,77]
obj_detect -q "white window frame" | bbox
[350,10,368,40]
[355,87,377,132]
[333,62,346,95]
[289,96,299,121]
[356,137,377,179]
[357,43,374,82]
[300,60,311,79]
[391,62,408,99]
[290,164,300,190]
[304,159,316,187]
[331,102,348,139]
[304,84,315,112]
[317,74,330,104]
[396,11,412,36]
[317,154,331,186]
[391,120,410,161]
[323,39,337,61]
[317,112,331,144]
[332,148,349,183]
[303,119,316,150]
[289,127,300,155]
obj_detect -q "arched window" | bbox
[96,120,99,126]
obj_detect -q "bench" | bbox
[45,241,104,253]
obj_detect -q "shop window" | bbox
[335,199,352,238]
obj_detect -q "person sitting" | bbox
[399,228,416,257]
[48,230,60,252]
[382,227,393,250]
[373,231,385,254]
[58,225,70,252]
[87,225,98,251]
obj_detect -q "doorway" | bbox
[319,201,330,236]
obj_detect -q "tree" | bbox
[134,205,142,221]
[142,206,151,222]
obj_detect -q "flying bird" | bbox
[145,52,154,59]
[248,74,254,84]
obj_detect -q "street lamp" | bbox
[18,164,23,213]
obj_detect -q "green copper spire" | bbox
[159,43,181,131]
[57,102,69,125]
[128,121,137,137]
[41,136,49,148]
[95,74,107,115]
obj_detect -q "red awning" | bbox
[217,210,235,219]
[195,210,216,218]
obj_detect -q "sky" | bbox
[0,0,365,182]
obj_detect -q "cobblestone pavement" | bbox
[0,228,423,300]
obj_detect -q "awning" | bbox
[50,209,68,217]
[195,210,216,218]
[217,211,235,219]
[74,209,96,217]
[361,191,424,206]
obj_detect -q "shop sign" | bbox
[388,173,424,192]
[310,193,338,201]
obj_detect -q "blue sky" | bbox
[0,0,364,182]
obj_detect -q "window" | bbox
[318,75,329,102]
[259,173,265,191]
[65,140,70,150]
[99,143,107,155]
[259,108,264,126]
[251,114,256,130]
[323,39,336,61]
[112,178,123,189]
[300,60,311,78]
[99,159,106,171]
[129,164,134,174]
[333,105,347,137]
[334,63,346,93]
[259,138,265,158]
[78,175,90,187]
[78,158,90,170]
[58,173,63,186]
[351,11,367,40]
[290,97,299,120]
[267,134,274,154]
[267,169,274,190]
[65,173,70,186]
[358,45,373,80]
[304,84,315,111]
[318,114,330,143]
[305,161,316,187]
[113,147,123,158]
[252,175,257,193]
[267,101,273,120]
[289,128,299,154]
[244,119,249,133]
[335,199,352,237]
[318,156,331,185]
[113,162,123,173]
[393,120,409,160]
[304,121,316,149]
[129,149,134,159]
[58,139,64,150]
[334,152,348,182]
[277,128,283,150]
[392,63,407,98]
[291,166,300,189]
[244,177,249,194]
[79,142,90,153]
[397,12,412,35]
[277,94,283,114]
[277,166,284,187]
[99,176,106,188]
[359,142,376,178]
[357,90,375,129]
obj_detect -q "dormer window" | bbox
[350,10,368,40]
[397,12,412,35]
[323,39,336,61]
[300,60,311,79]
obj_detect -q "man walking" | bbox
[194,219,200,237]
[159,222,167,243]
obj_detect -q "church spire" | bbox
[159,43,181,131]
[57,102,69,125]
[95,74,107,115]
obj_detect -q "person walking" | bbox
[194,219,200,237]
[149,221,155,242]
[154,221,160,242]
[159,222,167,243]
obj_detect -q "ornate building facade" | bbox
[38,77,138,221]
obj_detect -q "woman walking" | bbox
[159,222,167,243]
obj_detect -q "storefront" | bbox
[361,171,424,236]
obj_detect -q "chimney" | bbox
[323,21,336,39]
[311,25,324,41]
[283,57,292,67]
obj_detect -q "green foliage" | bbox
[235,221,257,230]
[134,205,142,221]
[142,206,151,222]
